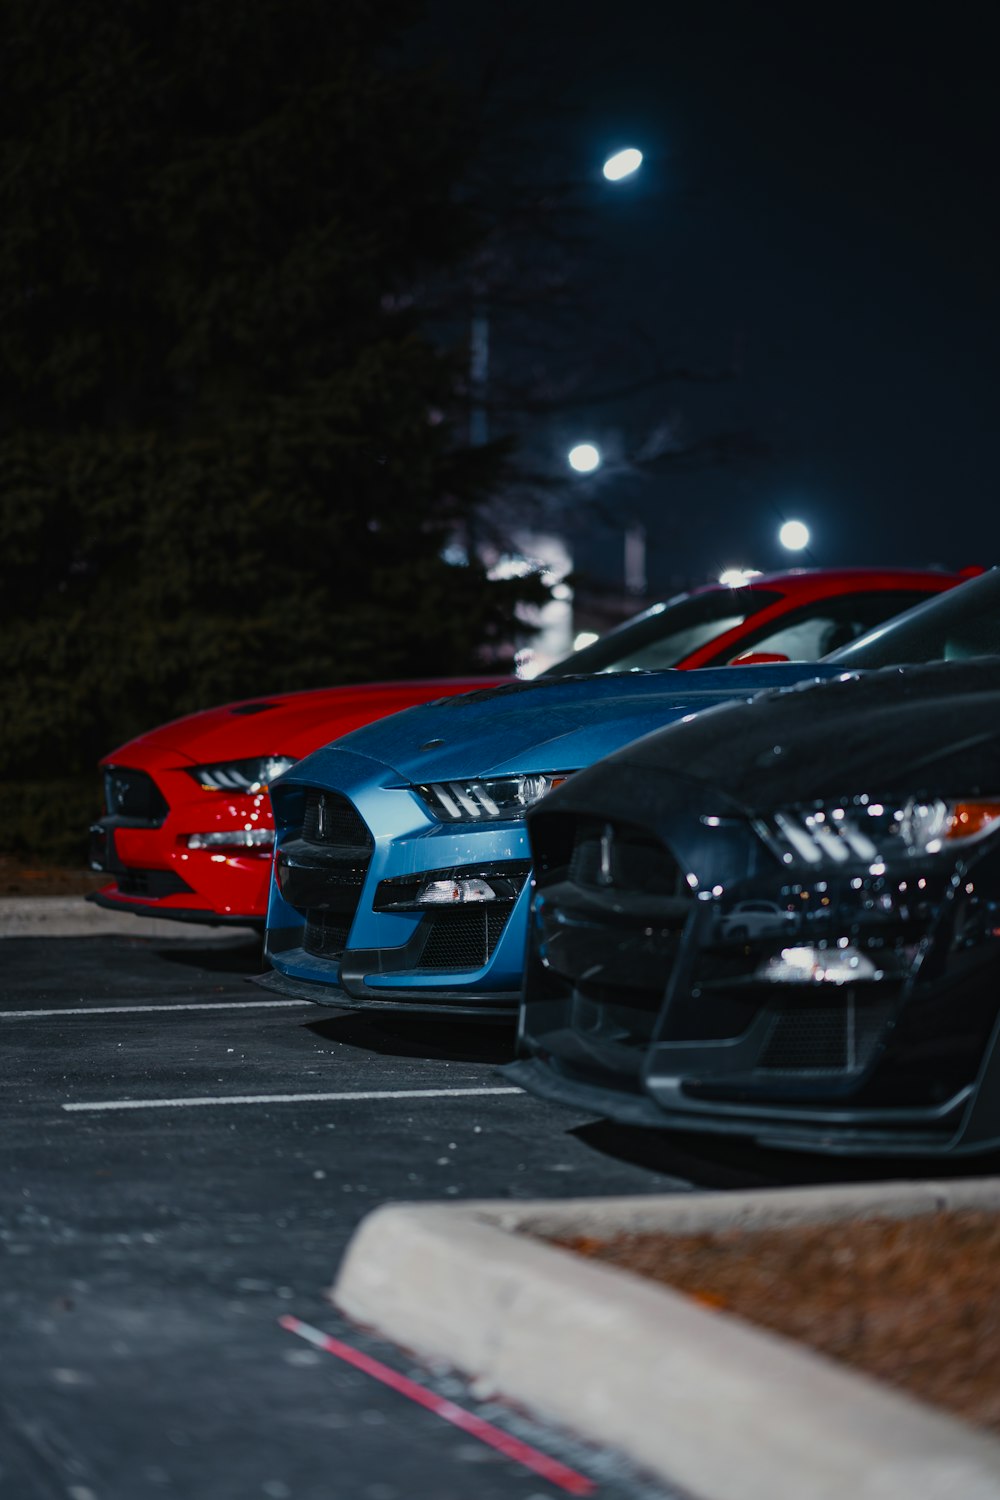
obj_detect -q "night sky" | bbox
[420,1,998,593]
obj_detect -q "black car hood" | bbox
[603,658,1000,813]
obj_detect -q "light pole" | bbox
[469,146,644,451]
[566,443,648,598]
[469,307,490,447]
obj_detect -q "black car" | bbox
[510,657,1000,1155]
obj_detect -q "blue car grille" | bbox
[282,790,375,960]
[416,907,512,970]
[303,913,352,958]
[302,790,373,851]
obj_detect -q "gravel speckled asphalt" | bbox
[0,932,697,1500]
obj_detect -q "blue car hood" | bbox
[330,664,843,782]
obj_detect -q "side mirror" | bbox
[728,650,791,666]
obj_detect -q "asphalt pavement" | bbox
[1,931,698,1500]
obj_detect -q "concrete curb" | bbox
[0,896,259,943]
[333,1180,1000,1500]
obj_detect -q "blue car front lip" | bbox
[251,966,519,1018]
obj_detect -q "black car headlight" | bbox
[187,756,297,793]
[414,772,568,822]
[756,795,1000,869]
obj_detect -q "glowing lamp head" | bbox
[603,148,643,182]
[779,519,810,552]
[718,567,763,588]
[568,443,601,474]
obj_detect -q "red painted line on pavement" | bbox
[279,1314,596,1495]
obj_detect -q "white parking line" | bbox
[63,1086,524,1113]
[0,999,307,1020]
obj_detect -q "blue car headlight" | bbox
[414,772,569,822]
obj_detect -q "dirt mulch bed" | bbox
[551,1209,1000,1432]
[0,856,105,898]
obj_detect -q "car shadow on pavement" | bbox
[572,1120,1000,1191]
[152,936,265,974]
[305,1011,518,1064]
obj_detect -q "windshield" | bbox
[542,590,781,675]
[828,568,1000,668]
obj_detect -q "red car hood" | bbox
[101,679,505,767]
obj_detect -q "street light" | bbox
[603,147,643,182]
[568,442,602,474]
[719,567,763,587]
[778,519,810,552]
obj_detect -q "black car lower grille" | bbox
[104,767,169,825]
[757,996,896,1075]
[115,869,194,899]
[570,989,664,1048]
[415,907,512,970]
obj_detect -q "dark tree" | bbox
[0,0,543,853]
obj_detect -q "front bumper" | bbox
[503,1056,980,1155]
[86,890,260,927]
[251,966,517,1018]
[89,756,275,924]
[518,809,1000,1154]
[264,749,534,1016]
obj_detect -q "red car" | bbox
[89,567,970,928]
[89,679,504,928]
[552,566,977,676]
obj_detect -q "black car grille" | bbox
[416,907,512,970]
[568,819,686,897]
[534,818,691,1008]
[756,996,896,1075]
[114,869,194,899]
[104,767,169,825]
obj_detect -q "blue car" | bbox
[258,664,841,1016]
[258,568,998,1018]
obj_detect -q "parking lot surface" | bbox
[1,932,699,1500]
